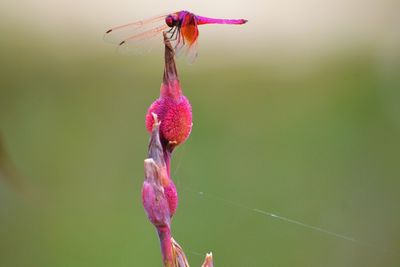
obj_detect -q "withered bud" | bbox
[142,114,171,227]
[171,238,190,267]
[201,252,214,267]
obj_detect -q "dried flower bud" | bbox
[142,158,171,227]
[147,113,169,187]
[146,113,178,217]
[171,238,190,267]
[201,253,214,267]
[142,114,172,227]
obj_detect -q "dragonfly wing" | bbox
[173,34,199,64]
[185,39,199,64]
[104,14,167,43]
[104,14,170,54]
[117,25,169,55]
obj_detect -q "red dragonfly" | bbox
[105,10,247,62]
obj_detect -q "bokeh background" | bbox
[1,0,400,266]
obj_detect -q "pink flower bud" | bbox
[145,33,192,148]
[146,94,192,147]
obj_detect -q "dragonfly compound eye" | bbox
[165,15,174,27]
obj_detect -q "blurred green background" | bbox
[1,1,400,266]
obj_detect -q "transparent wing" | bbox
[185,40,199,64]
[104,14,167,44]
[174,38,199,64]
[104,14,170,55]
[117,25,170,55]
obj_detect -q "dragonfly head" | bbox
[165,15,177,28]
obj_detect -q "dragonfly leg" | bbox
[176,30,183,50]
[166,27,176,39]
[170,28,179,41]
[168,27,176,41]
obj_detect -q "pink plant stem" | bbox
[143,32,214,267]
[163,147,172,176]
[157,225,174,267]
